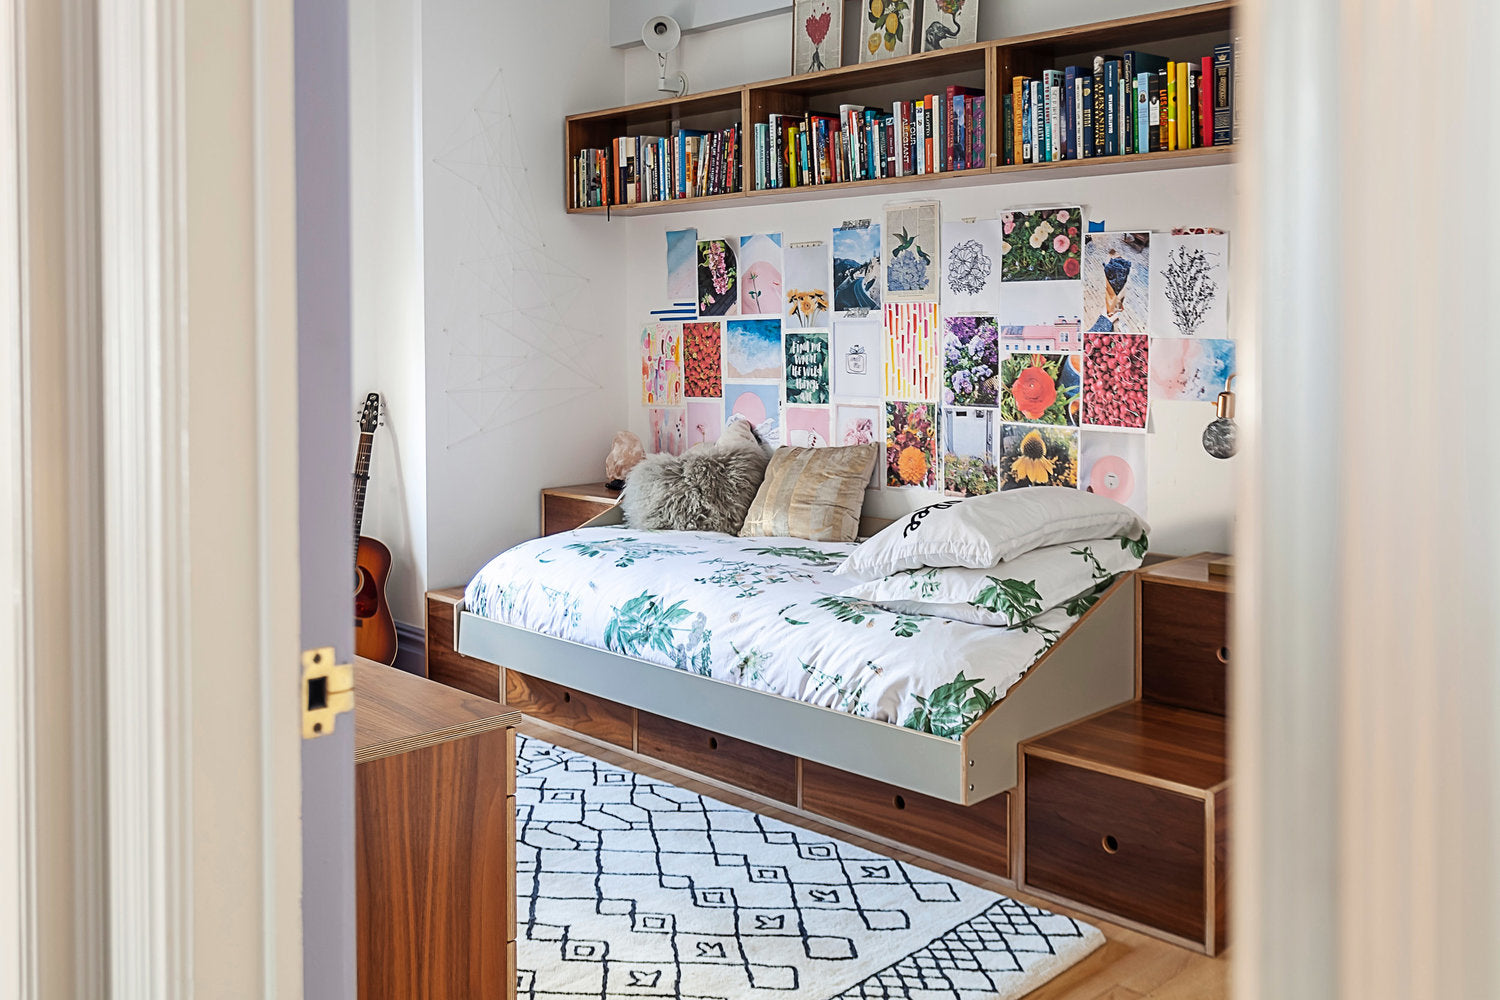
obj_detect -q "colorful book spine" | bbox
[1012,77,1025,165]
[1078,75,1093,158]
[1121,52,1135,154]
[1020,85,1032,163]
[1030,80,1043,162]
[1091,58,1105,157]
[1175,61,1190,151]
[1135,72,1153,156]
[1213,43,1233,145]
[1103,59,1119,156]
[972,95,986,168]
[1198,58,1212,147]
[1166,67,1178,151]
[1041,70,1060,162]
[1063,66,1078,160]
[1001,93,1014,165]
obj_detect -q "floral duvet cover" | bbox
[464,527,1104,739]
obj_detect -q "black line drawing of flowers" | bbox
[946,238,991,296]
[1161,244,1219,336]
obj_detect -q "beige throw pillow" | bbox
[739,444,879,542]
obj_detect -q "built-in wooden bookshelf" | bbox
[564,1,1235,215]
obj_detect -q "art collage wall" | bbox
[624,165,1239,555]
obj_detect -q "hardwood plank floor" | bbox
[518,720,1229,1000]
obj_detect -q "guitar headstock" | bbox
[358,392,381,433]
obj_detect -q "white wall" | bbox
[620,0,1207,103]
[622,164,1239,556]
[421,0,627,589]
[350,0,428,625]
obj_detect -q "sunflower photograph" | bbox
[1000,352,1081,426]
[999,423,1079,490]
[885,400,937,488]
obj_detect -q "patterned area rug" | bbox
[516,735,1104,999]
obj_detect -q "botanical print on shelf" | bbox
[883,202,940,303]
[784,405,832,447]
[883,302,939,401]
[919,0,979,51]
[724,383,782,446]
[942,315,999,406]
[885,401,937,489]
[682,321,723,398]
[784,330,831,405]
[724,318,783,380]
[860,0,915,62]
[666,227,698,306]
[1082,232,1151,333]
[999,423,1079,490]
[832,220,881,315]
[941,407,998,497]
[942,218,1002,313]
[1082,333,1150,430]
[1001,352,1081,427]
[1149,232,1229,338]
[685,398,724,448]
[792,0,842,75]
[783,241,831,328]
[1001,208,1083,282]
[1081,430,1147,518]
[640,322,683,406]
[831,318,882,400]
[836,403,883,488]
[649,407,685,456]
[1000,324,1082,354]
[1150,338,1235,402]
[738,233,784,315]
[697,237,739,317]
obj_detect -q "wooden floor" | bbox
[520,719,1229,1000]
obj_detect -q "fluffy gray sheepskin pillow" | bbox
[621,419,769,533]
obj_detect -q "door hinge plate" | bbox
[302,647,354,739]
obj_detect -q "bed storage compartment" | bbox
[801,762,1011,878]
[637,711,799,804]
[1138,578,1229,715]
[503,671,635,750]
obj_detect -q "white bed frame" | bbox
[455,506,1136,805]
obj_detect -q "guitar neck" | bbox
[353,431,373,560]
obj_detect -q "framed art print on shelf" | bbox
[792,0,842,75]
[859,0,915,62]
[919,0,980,51]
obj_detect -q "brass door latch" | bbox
[302,647,353,739]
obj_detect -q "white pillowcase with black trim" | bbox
[838,536,1148,627]
[835,486,1148,582]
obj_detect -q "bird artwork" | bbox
[891,226,931,265]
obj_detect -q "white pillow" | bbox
[838,536,1146,626]
[836,487,1148,581]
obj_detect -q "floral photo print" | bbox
[942,315,999,406]
[1001,207,1082,282]
[784,241,831,328]
[941,407,998,497]
[682,321,722,398]
[999,423,1078,490]
[885,401,937,488]
[883,202,940,302]
[697,237,739,317]
[1082,332,1150,429]
[1001,352,1081,427]
[836,403,884,487]
[1082,232,1150,333]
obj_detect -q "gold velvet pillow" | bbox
[738,444,879,542]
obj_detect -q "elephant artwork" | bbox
[920,0,980,51]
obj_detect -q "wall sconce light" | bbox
[642,15,689,97]
[1202,374,1237,459]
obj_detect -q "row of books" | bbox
[570,125,743,208]
[751,87,988,191]
[1002,44,1234,166]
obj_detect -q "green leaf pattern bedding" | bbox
[465,528,1127,739]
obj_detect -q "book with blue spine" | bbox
[1063,66,1079,159]
[1136,72,1154,155]
[1212,43,1233,145]
[1078,74,1094,158]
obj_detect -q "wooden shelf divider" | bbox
[565,1,1236,215]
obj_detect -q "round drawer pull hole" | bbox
[1101,835,1119,854]
[708,737,719,750]
[893,795,906,810]
[562,691,571,703]
[1216,646,1230,664]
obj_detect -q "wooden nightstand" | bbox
[354,659,520,999]
[1018,553,1231,955]
[540,481,620,536]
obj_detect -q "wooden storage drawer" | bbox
[503,670,635,749]
[801,761,1010,878]
[426,591,501,700]
[543,494,612,535]
[637,712,798,804]
[1138,579,1229,715]
[1024,754,1208,943]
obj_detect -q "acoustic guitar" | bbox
[353,392,397,665]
